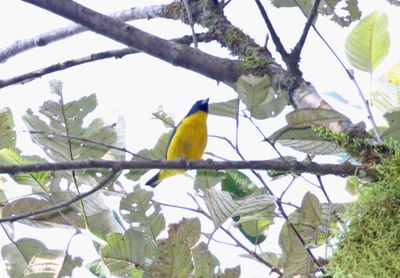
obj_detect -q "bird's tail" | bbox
[145,172,161,188]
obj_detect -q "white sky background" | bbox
[0,0,399,277]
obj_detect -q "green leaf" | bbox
[152,106,175,128]
[194,170,225,190]
[271,0,360,27]
[386,62,400,86]
[0,149,49,190]
[24,249,66,277]
[23,82,117,162]
[237,219,268,244]
[286,108,347,128]
[287,192,345,248]
[270,127,342,155]
[192,242,220,277]
[221,170,258,198]
[382,109,400,141]
[88,259,110,278]
[209,98,239,119]
[345,175,365,195]
[236,74,288,119]
[345,11,390,72]
[278,223,318,277]
[215,265,241,278]
[320,0,361,27]
[151,218,201,278]
[204,188,275,228]
[1,238,47,277]
[101,229,158,270]
[371,75,400,113]
[125,130,172,181]
[48,190,124,233]
[0,108,16,149]
[119,185,166,239]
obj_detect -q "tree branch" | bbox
[254,0,289,61]
[0,159,368,177]
[0,4,167,63]
[0,169,119,223]
[0,33,216,89]
[20,0,242,83]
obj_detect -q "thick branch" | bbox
[0,4,167,63]
[0,159,367,177]
[21,0,242,83]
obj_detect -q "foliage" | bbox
[1,1,400,278]
[327,148,400,277]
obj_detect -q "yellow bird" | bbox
[145,98,209,188]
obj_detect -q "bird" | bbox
[145,98,209,188]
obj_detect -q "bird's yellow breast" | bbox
[166,110,208,161]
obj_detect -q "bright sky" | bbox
[0,0,399,277]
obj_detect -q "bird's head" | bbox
[186,98,209,116]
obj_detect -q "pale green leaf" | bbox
[287,192,345,248]
[24,249,65,277]
[345,11,390,72]
[271,0,314,19]
[151,218,201,278]
[23,83,117,162]
[286,108,347,128]
[192,242,220,277]
[371,76,400,113]
[215,266,241,278]
[279,223,318,277]
[2,238,47,278]
[119,185,166,239]
[49,190,124,233]
[252,88,288,119]
[271,0,360,27]
[88,259,111,278]
[152,106,175,128]
[321,0,361,27]
[0,149,49,190]
[382,109,400,141]
[1,247,26,277]
[386,62,400,85]
[194,170,225,190]
[204,188,275,228]
[125,131,172,181]
[0,108,16,149]
[236,74,280,119]
[209,98,239,119]
[270,127,342,154]
[101,229,158,269]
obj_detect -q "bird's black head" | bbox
[186,98,209,117]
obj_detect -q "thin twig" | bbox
[254,0,289,61]
[182,0,198,48]
[316,175,331,203]
[0,169,119,223]
[291,0,321,64]
[0,33,216,90]
[279,176,296,200]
